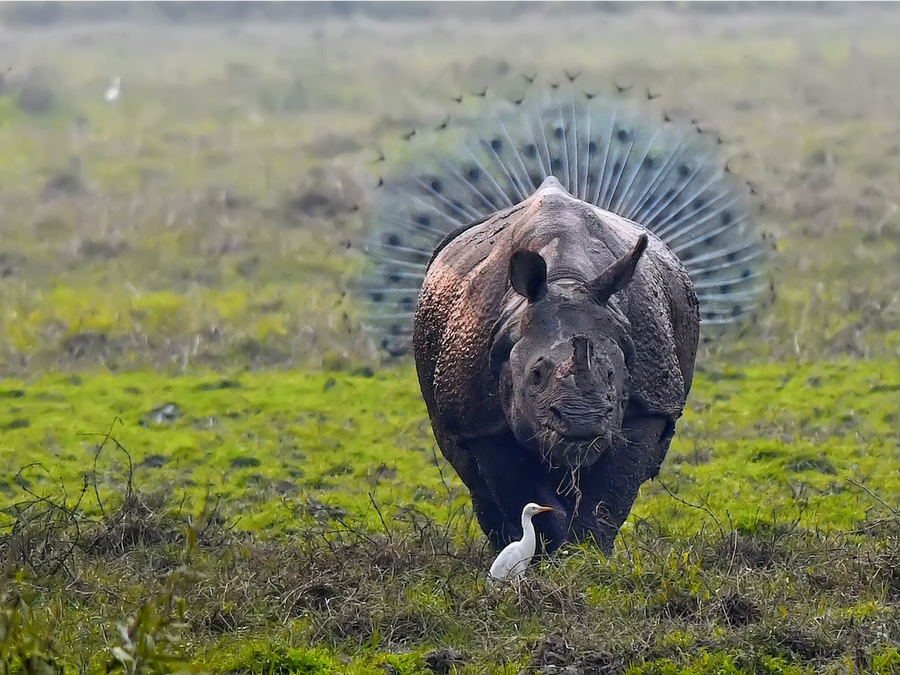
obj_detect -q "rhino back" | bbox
[414,183,700,438]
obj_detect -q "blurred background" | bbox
[0,1,897,378]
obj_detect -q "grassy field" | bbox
[2,7,900,674]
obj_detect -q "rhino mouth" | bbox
[538,425,613,468]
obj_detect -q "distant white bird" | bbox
[488,502,554,582]
[105,76,121,103]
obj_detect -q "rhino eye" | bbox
[527,360,548,386]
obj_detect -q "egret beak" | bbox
[538,506,554,513]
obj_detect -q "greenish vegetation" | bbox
[2,6,900,674]
[1,361,898,538]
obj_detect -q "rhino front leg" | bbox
[572,414,676,554]
[462,436,570,553]
[437,442,509,550]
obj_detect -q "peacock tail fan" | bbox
[355,72,774,359]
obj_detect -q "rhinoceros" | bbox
[359,76,769,554]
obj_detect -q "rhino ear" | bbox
[586,233,649,305]
[509,250,548,302]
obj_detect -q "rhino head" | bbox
[496,232,649,469]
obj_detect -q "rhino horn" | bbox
[586,233,649,305]
[509,250,548,302]
[571,334,594,385]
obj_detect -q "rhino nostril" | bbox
[549,405,564,424]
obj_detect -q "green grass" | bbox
[1,360,898,539]
[3,7,900,675]
[3,360,900,673]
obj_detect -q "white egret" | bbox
[488,502,553,582]
[105,76,121,103]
